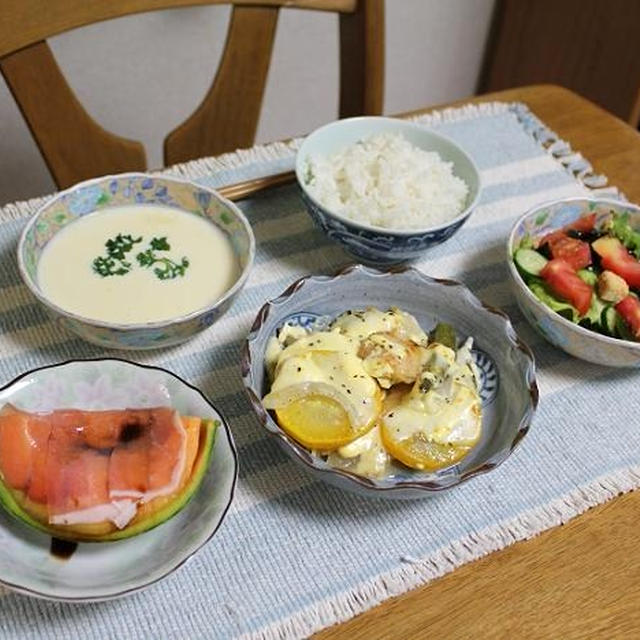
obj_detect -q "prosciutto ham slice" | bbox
[0,404,188,530]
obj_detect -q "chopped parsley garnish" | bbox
[92,233,142,277]
[136,236,189,280]
[93,234,189,280]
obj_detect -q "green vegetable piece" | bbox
[583,293,606,327]
[136,236,190,281]
[602,306,621,336]
[431,322,457,349]
[92,233,142,277]
[529,283,580,323]
[610,212,640,259]
[515,248,548,277]
[616,314,635,341]
[577,269,598,287]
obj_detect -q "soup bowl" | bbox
[17,173,255,350]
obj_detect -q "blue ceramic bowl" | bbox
[17,173,255,350]
[242,264,537,499]
[508,197,640,367]
[295,117,482,265]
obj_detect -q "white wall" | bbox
[0,0,495,205]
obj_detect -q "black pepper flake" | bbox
[346,389,352,394]
[297,367,302,372]
[389,412,395,418]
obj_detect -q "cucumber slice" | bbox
[616,315,635,341]
[577,269,598,287]
[602,306,620,336]
[514,248,548,277]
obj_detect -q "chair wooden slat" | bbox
[0,0,356,59]
[339,0,384,118]
[0,41,146,189]
[164,5,279,165]
[1,0,383,189]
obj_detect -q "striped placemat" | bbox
[1,102,639,639]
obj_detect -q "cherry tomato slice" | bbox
[615,296,640,340]
[540,259,593,316]
[548,236,592,270]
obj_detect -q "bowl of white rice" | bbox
[296,117,481,264]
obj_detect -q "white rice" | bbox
[304,132,469,230]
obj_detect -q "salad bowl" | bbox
[508,197,640,367]
[242,264,538,499]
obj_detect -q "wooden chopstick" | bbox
[216,170,296,202]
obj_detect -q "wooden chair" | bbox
[0,0,384,190]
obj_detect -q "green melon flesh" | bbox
[0,419,217,543]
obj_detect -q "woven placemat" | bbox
[0,102,638,640]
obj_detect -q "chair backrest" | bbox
[0,0,384,189]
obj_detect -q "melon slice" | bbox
[0,404,217,542]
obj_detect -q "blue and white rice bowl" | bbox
[295,117,482,265]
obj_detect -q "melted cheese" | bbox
[330,425,390,478]
[382,342,482,446]
[263,330,381,429]
[331,307,428,345]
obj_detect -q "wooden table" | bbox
[316,85,640,640]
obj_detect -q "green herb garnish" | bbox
[92,233,142,277]
[136,237,190,280]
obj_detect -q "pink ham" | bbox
[0,405,33,491]
[0,404,187,529]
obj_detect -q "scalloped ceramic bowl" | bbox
[295,116,482,265]
[242,265,537,499]
[17,173,255,350]
[0,358,237,601]
[508,197,640,367]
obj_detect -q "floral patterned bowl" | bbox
[295,117,482,265]
[0,358,237,601]
[242,264,537,499]
[507,197,640,367]
[17,173,255,350]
